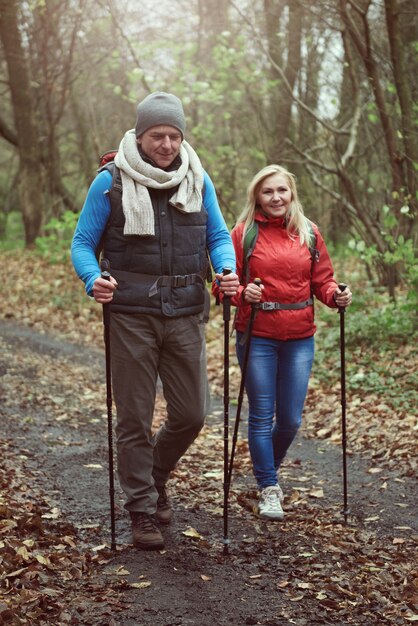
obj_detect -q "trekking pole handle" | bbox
[250,278,262,314]
[222,267,232,290]
[222,267,232,321]
[338,283,347,313]
[100,261,112,326]
[101,258,111,282]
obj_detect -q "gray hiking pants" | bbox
[110,312,208,514]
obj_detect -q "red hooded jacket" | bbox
[225,213,339,341]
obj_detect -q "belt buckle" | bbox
[262,303,275,311]
[174,275,187,288]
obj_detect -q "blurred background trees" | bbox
[0,0,416,299]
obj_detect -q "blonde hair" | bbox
[237,164,314,247]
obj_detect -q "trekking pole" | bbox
[222,267,232,556]
[338,282,349,524]
[227,278,262,495]
[101,260,116,550]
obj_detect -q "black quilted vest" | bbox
[102,167,209,316]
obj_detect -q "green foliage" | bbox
[312,282,417,414]
[347,348,417,412]
[320,288,416,349]
[1,0,416,304]
[0,212,25,251]
[35,211,79,264]
[348,205,418,305]
[312,242,416,410]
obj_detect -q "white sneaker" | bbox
[258,486,284,520]
[276,483,284,503]
[275,472,285,502]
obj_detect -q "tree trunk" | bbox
[30,0,77,216]
[335,0,416,295]
[269,1,303,163]
[384,0,418,235]
[339,0,404,207]
[0,0,44,245]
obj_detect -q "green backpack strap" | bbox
[307,220,319,265]
[242,222,259,284]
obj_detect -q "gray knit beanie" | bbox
[135,92,186,138]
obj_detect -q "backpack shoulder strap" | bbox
[95,162,122,261]
[307,221,320,299]
[97,161,122,214]
[307,220,319,265]
[242,221,259,285]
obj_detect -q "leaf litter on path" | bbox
[0,251,417,625]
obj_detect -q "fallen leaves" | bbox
[182,527,203,539]
[0,250,417,625]
[308,487,324,499]
[129,581,152,589]
[0,456,95,622]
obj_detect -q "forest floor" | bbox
[0,252,417,626]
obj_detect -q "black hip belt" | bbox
[255,297,313,311]
[110,268,205,297]
[149,273,205,297]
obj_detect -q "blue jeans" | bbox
[236,333,314,489]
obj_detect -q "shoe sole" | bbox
[134,540,165,551]
[259,511,284,520]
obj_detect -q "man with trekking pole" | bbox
[71,92,239,550]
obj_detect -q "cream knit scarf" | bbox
[114,129,204,236]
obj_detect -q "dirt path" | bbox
[1,320,416,626]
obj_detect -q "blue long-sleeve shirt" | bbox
[71,169,236,296]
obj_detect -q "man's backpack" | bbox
[241,220,319,284]
[98,150,118,168]
[94,151,120,261]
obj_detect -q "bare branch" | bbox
[230,0,349,136]
[53,0,87,127]
[284,138,340,176]
[340,98,362,168]
[340,0,403,193]
[305,163,354,213]
[103,0,152,94]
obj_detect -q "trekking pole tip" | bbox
[223,538,231,555]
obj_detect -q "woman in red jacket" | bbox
[231,164,352,520]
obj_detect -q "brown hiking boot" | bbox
[155,486,173,525]
[130,512,164,550]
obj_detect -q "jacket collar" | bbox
[255,210,287,228]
